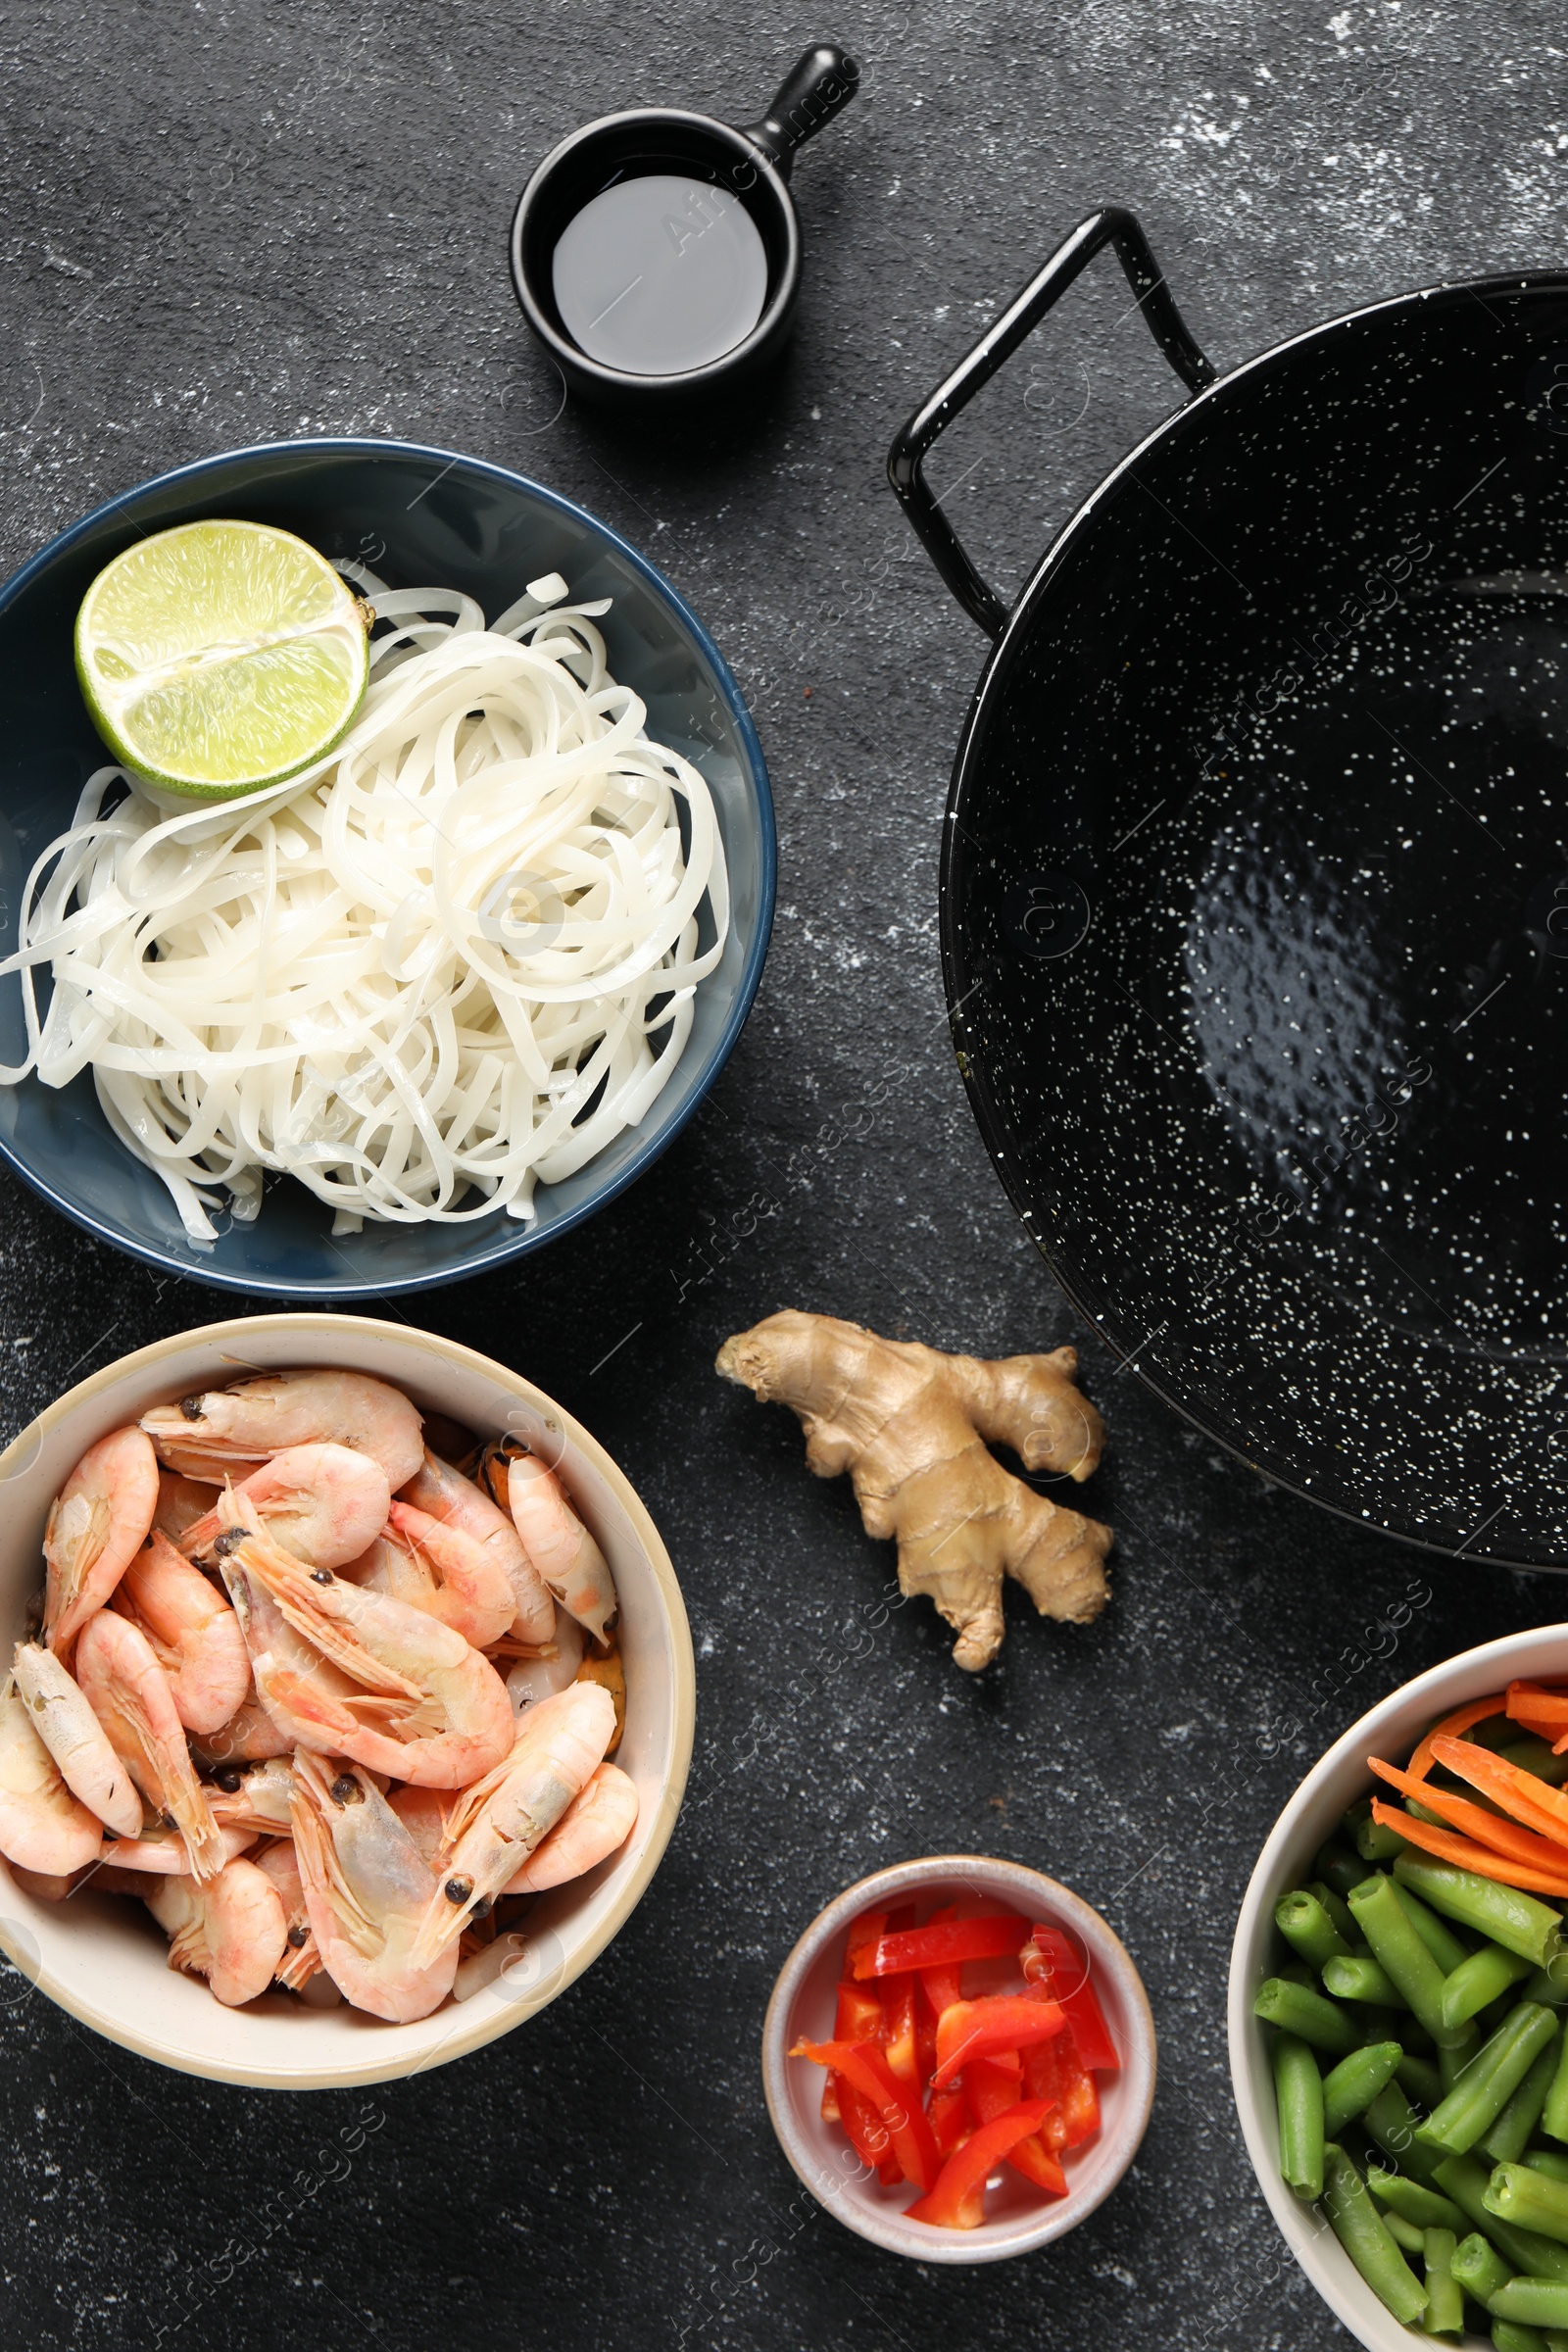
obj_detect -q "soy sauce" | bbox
[552,173,768,376]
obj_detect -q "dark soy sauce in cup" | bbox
[553,173,769,374]
[511,46,858,408]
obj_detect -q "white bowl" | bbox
[1228,1622,1568,2351]
[0,1312,694,2089]
[760,1855,1156,2264]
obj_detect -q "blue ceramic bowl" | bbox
[0,439,774,1297]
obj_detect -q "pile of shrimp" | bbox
[0,1367,637,2022]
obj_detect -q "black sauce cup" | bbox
[510,43,858,411]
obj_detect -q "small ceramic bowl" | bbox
[761,1855,1156,2264]
[0,1313,695,2089]
[1229,1622,1568,2352]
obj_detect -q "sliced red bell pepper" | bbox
[1022,1925,1119,2071]
[844,1909,887,1980]
[881,1968,919,2098]
[914,1977,940,2088]
[1024,2026,1100,2150]
[837,2076,893,2173]
[790,2039,941,2193]
[928,2082,972,2159]
[823,1978,886,2122]
[853,1912,1032,1979]
[967,2057,1067,2196]
[905,2098,1054,2229]
[916,1902,964,2035]
[932,1992,1066,2088]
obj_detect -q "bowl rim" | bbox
[1226,1620,1568,2352]
[760,1853,1157,2264]
[0,1309,697,2089]
[0,434,777,1298]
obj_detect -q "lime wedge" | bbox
[74,519,370,798]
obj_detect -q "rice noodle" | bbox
[0,572,729,1241]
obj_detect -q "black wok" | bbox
[890,208,1568,1570]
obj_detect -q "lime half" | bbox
[74,518,370,799]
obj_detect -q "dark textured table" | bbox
[1,6,1564,2346]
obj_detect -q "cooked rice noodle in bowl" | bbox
[0,574,729,1239]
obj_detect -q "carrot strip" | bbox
[1369,1798,1568,1895]
[1369,1754,1568,1874]
[1406,1695,1509,1784]
[1429,1736,1568,1850]
[1506,1682,1568,1725]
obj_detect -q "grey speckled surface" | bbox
[0,4,1565,2346]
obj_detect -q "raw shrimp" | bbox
[141,1369,423,1492]
[387,1784,450,1868]
[42,1426,160,1660]
[253,1836,320,1992]
[411,1682,615,1965]
[400,1449,553,1643]
[180,1444,391,1572]
[152,1469,218,1543]
[339,1500,515,1650]
[0,1685,105,1875]
[98,1824,257,1873]
[146,1858,288,2005]
[207,1755,294,1833]
[504,1604,585,1715]
[74,1611,226,1880]
[507,1452,618,1646]
[190,1688,293,1767]
[291,1752,459,2021]
[501,1761,638,1894]
[112,1532,250,1736]
[220,1505,513,1788]
[12,1641,142,1837]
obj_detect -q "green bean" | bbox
[1322,2141,1430,2324]
[1442,2024,1483,2090]
[1384,2207,1426,2256]
[1485,2038,1564,2165]
[1325,1953,1409,2007]
[1526,1956,1568,2009]
[1396,1881,1476,1976]
[1492,2321,1552,2352]
[1529,2155,1568,2186]
[1434,2156,1568,2281]
[1500,1737,1568,1788]
[1324,2043,1402,2137]
[1368,2170,1467,2230]
[1418,2224,1462,2336]
[1276,1887,1354,1972]
[1253,1977,1359,2056]
[1544,2034,1568,2145]
[1400,2051,1446,2108]
[1273,2033,1324,2200]
[1311,1879,1361,1946]
[1452,2230,1519,2303]
[1317,1841,1372,1899]
[1359,1811,1413,1862]
[1494,2282,1568,2329]
[1418,2007,1560,2155]
[1395,1855,1565,1971]
[1489,2165,1568,2248]
[1446,1947,1541,2032]
[1351,1875,1475,2047]
[1366,2082,1446,2182]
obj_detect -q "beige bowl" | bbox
[0,1312,694,2089]
[760,1856,1156,2264]
[1228,1623,1568,2352]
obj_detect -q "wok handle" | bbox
[887,206,1216,638]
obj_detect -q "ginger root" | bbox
[715,1310,1112,1671]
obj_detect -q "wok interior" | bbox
[952,280,1568,1561]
